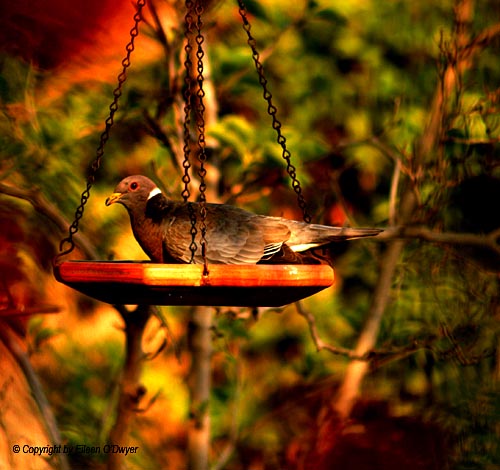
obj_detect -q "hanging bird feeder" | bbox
[54,262,333,307]
[53,0,335,307]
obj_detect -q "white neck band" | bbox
[148,187,162,200]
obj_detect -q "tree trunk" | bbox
[187,306,213,470]
[108,305,151,470]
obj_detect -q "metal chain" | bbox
[182,0,198,263]
[182,0,209,273]
[236,0,312,223]
[194,0,209,275]
[55,0,146,263]
[181,10,193,205]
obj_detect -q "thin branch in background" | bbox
[146,0,172,57]
[388,158,401,226]
[336,134,408,168]
[296,299,493,371]
[295,301,362,359]
[219,11,304,96]
[295,301,442,369]
[143,110,183,174]
[376,226,500,257]
[461,21,500,59]
[0,305,61,317]
[438,322,493,367]
[0,181,98,259]
[329,169,357,227]
[367,136,406,165]
[143,0,189,175]
[0,323,71,470]
[153,306,183,362]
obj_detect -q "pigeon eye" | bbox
[130,182,139,191]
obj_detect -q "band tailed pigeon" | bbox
[105,175,382,265]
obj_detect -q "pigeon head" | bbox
[105,175,162,212]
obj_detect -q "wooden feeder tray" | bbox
[54,261,334,307]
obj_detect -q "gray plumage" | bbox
[105,175,382,264]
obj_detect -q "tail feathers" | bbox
[288,224,383,252]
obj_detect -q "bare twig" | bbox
[0,324,70,470]
[376,226,500,256]
[388,158,401,226]
[442,135,500,144]
[0,181,98,259]
[295,301,439,368]
[367,136,406,164]
[146,0,172,56]
[143,110,183,173]
[329,170,357,227]
[462,21,500,58]
[0,305,61,317]
[295,301,362,359]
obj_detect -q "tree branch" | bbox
[376,226,500,256]
[388,158,401,226]
[0,324,70,470]
[295,301,362,359]
[462,21,500,58]
[107,304,152,470]
[0,181,98,259]
[0,305,61,317]
[297,300,492,371]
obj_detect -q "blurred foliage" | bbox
[1,0,499,469]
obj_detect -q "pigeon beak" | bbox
[105,192,123,206]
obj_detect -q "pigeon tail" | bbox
[286,224,382,252]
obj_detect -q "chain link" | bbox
[182,0,198,263]
[55,0,146,263]
[193,1,209,275]
[182,0,209,273]
[237,0,312,223]
[182,1,194,203]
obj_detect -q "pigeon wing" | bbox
[161,204,287,264]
